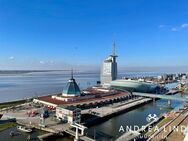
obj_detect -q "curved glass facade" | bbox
[110,79,159,93]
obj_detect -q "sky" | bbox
[0,0,188,72]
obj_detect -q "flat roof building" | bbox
[56,105,81,124]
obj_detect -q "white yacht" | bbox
[17,126,32,133]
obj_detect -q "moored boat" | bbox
[17,126,32,133]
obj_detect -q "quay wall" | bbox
[84,98,153,127]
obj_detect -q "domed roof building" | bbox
[62,70,81,97]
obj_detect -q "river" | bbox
[0,71,183,141]
[0,71,161,102]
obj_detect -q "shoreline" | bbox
[0,122,17,132]
[0,93,59,106]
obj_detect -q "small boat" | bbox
[17,126,32,133]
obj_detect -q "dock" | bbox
[115,116,161,141]
[13,97,152,141]
[82,97,152,126]
[16,119,94,141]
[38,133,56,141]
[1,94,155,141]
[116,130,140,141]
[65,129,95,141]
[166,90,179,95]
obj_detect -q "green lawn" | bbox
[0,122,17,132]
[146,117,172,137]
[0,99,30,109]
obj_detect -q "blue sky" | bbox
[0,0,188,71]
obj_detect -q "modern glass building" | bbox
[110,79,160,93]
[100,42,118,85]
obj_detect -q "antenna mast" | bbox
[71,68,73,79]
[112,41,116,56]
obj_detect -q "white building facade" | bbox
[56,106,81,124]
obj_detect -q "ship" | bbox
[17,126,32,133]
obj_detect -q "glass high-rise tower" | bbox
[100,42,118,86]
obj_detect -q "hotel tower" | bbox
[100,42,118,86]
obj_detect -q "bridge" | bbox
[112,87,188,102]
[68,123,95,141]
[133,92,188,102]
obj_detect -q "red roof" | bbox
[37,91,129,105]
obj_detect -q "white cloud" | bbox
[171,23,188,31]
[181,23,188,28]
[9,56,15,60]
[39,61,45,64]
[159,25,165,28]
[160,23,188,32]
[171,27,177,32]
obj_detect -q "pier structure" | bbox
[70,123,87,141]
[81,97,152,126]
[38,133,56,141]
[17,118,94,141]
[3,94,153,141]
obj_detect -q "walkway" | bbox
[133,92,188,102]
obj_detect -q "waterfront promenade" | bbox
[148,106,188,141]
[82,97,152,117]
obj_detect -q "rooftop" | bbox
[57,105,80,111]
[63,70,81,96]
[37,90,129,106]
